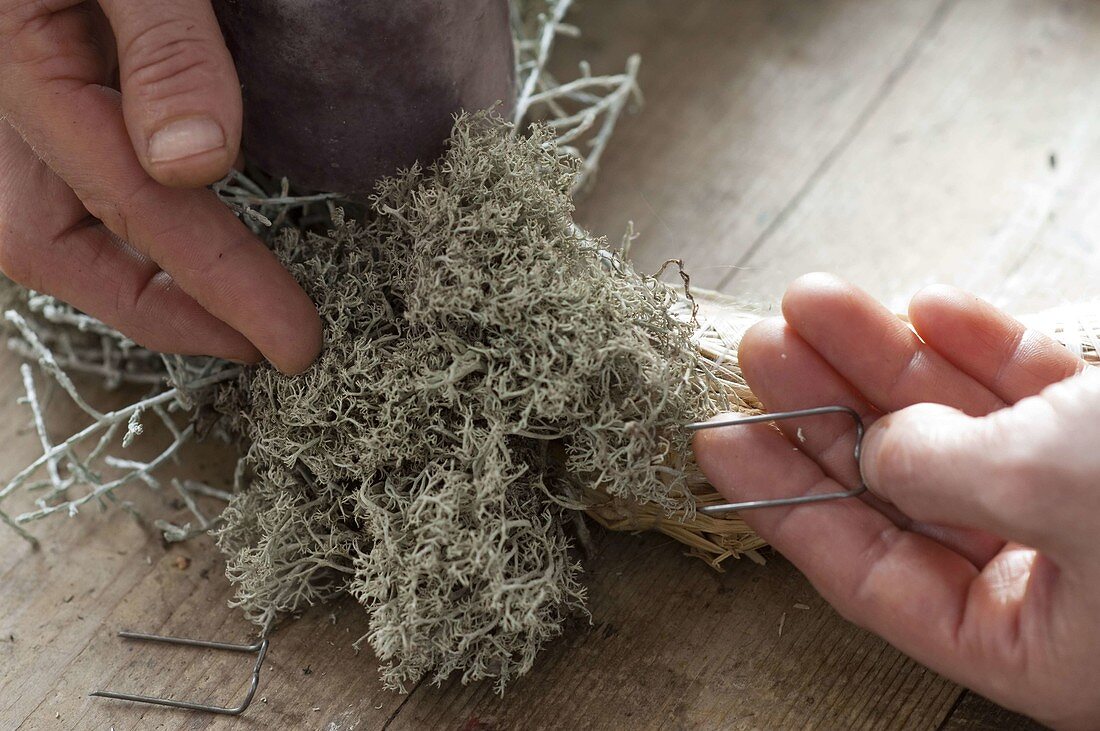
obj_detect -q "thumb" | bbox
[860,401,1059,552]
[102,0,241,187]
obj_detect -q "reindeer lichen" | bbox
[213,115,722,691]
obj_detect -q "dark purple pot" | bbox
[213,0,515,196]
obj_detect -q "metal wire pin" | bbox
[90,631,269,716]
[687,405,868,514]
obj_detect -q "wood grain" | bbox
[712,0,1100,313]
[567,0,953,292]
[940,694,1049,731]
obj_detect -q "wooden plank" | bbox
[712,0,1100,314]
[973,100,1100,313]
[940,693,1049,731]
[0,367,403,729]
[568,0,953,291]
[386,535,959,731]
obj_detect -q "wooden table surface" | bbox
[4,0,1096,727]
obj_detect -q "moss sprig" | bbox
[213,115,724,691]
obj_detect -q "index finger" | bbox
[0,5,320,373]
[781,273,1005,416]
[908,284,1085,403]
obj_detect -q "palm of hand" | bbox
[695,273,1100,729]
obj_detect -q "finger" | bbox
[0,122,259,360]
[782,273,1004,416]
[692,419,984,672]
[100,0,241,187]
[739,318,873,485]
[908,285,1084,403]
[0,5,321,373]
[740,317,1005,566]
[860,400,1076,555]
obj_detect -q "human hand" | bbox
[0,1,321,372]
[693,274,1100,729]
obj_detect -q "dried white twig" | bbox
[512,0,641,190]
[20,364,63,492]
[0,352,239,545]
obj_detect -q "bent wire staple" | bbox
[687,405,868,514]
[90,631,269,715]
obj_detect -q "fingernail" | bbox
[859,420,886,492]
[148,117,226,163]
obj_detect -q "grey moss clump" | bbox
[214,115,722,691]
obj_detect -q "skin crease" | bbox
[693,274,1100,729]
[0,0,321,373]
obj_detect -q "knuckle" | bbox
[990,327,1028,392]
[86,175,160,247]
[122,18,224,103]
[840,525,907,628]
[117,267,157,320]
[82,192,129,241]
[883,349,925,400]
[0,9,91,88]
[111,270,173,350]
